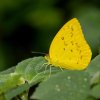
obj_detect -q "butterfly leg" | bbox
[59,66,63,71]
[44,63,50,74]
[36,63,48,73]
[49,65,52,77]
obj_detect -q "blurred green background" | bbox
[0,0,100,71]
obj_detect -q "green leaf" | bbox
[15,58,33,75]
[86,54,100,75]
[85,96,95,100]
[90,71,100,85]
[0,66,15,75]
[4,75,47,100]
[15,56,48,81]
[4,83,30,100]
[0,56,64,99]
[0,73,24,94]
[32,71,90,100]
[85,54,100,85]
[24,56,47,81]
[15,56,61,83]
[90,84,100,99]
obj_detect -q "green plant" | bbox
[0,55,100,100]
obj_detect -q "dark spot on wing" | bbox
[80,56,82,59]
[70,49,73,52]
[67,25,74,31]
[70,32,73,37]
[71,26,74,31]
[64,41,68,46]
[61,37,64,40]
[75,43,78,45]
[71,41,74,45]
[63,48,65,51]
[77,62,79,64]
[67,26,70,29]
[75,43,80,48]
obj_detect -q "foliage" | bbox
[0,0,100,70]
[0,55,100,100]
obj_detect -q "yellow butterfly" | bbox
[45,18,92,70]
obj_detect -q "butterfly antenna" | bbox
[48,33,52,38]
[32,51,46,55]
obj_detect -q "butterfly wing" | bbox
[48,18,92,70]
